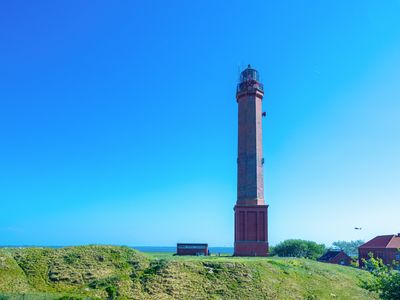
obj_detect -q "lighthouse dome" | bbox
[237,65,263,94]
[239,64,260,83]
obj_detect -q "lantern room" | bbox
[237,65,264,94]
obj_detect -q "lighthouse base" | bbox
[234,205,269,257]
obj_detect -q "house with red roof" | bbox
[318,249,353,266]
[358,234,400,267]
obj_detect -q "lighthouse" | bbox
[234,65,269,256]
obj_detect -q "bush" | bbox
[57,296,83,300]
[271,239,326,260]
[361,253,400,299]
[105,286,117,300]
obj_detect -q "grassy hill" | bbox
[0,246,377,299]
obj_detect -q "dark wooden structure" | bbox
[358,234,400,267]
[176,243,209,256]
[318,250,353,266]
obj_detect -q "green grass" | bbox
[0,246,377,299]
[141,252,175,259]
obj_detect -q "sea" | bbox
[0,245,234,255]
[133,246,234,255]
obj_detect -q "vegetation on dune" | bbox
[361,253,400,300]
[0,246,377,299]
[0,246,148,299]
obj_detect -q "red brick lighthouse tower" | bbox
[234,65,269,256]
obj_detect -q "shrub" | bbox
[361,253,400,299]
[271,239,326,260]
[105,286,117,300]
[57,296,83,300]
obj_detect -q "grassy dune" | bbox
[0,246,377,299]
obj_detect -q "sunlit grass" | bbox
[0,246,378,299]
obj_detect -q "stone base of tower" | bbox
[234,205,269,257]
[234,241,269,256]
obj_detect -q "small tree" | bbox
[331,240,364,257]
[271,239,326,260]
[361,252,400,300]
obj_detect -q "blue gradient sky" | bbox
[1,1,399,247]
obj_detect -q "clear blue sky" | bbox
[1,1,399,247]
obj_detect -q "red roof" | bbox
[387,235,400,248]
[359,235,400,249]
[318,250,350,262]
